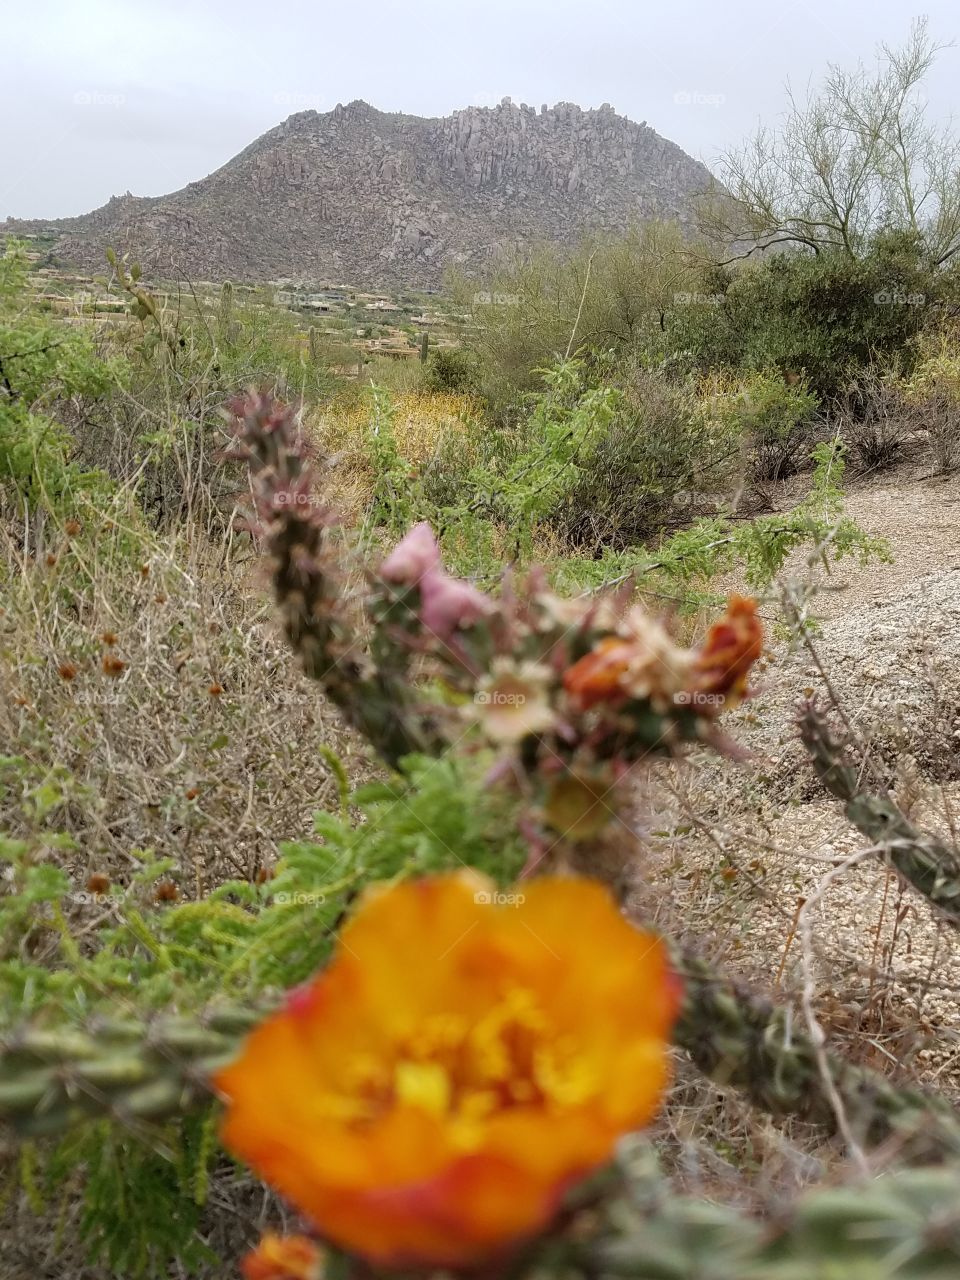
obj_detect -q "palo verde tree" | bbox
[704,18,960,266]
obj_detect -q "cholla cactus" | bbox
[0,1005,258,1134]
[223,393,446,765]
[674,943,960,1160]
[5,391,954,1277]
[799,699,960,928]
[369,524,762,847]
[224,393,764,841]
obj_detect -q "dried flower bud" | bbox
[101,632,118,647]
[64,519,82,537]
[241,1234,323,1280]
[208,682,224,697]
[57,662,79,681]
[45,553,57,567]
[86,872,111,895]
[101,655,126,677]
[693,595,763,707]
[154,879,179,903]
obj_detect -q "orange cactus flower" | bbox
[563,636,635,709]
[216,872,678,1270]
[241,1234,324,1280]
[693,595,763,706]
[563,612,692,713]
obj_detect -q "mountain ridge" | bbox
[5,98,717,287]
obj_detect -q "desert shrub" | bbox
[423,346,479,394]
[702,368,820,483]
[346,363,879,603]
[831,369,917,473]
[903,339,960,472]
[711,19,960,266]
[72,257,341,531]
[558,364,738,553]
[318,386,481,525]
[0,240,129,534]
[360,353,427,392]
[454,222,702,420]
[667,233,937,399]
[554,438,886,598]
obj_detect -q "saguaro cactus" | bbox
[217,279,235,344]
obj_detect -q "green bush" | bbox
[667,233,938,399]
[0,240,126,522]
[703,368,820,483]
[424,346,479,394]
[559,364,738,553]
[454,222,701,420]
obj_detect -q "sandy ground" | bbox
[646,463,960,1093]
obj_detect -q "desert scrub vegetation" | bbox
[6,25,960,1278]
[3,383,960,1279]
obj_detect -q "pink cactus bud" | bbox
[379,522,441,584]
[419,569,492,639]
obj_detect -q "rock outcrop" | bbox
[6,99,716,287]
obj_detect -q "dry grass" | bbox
[312,389,480,519]
[0,505,371,905]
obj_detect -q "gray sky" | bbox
[4,0,959,219]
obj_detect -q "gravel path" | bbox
[647,465,960,1092]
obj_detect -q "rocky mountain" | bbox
[6,99,717,288]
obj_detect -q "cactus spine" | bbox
[0,1006,260,1134]
[800,699,960,928]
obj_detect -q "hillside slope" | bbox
[4,99,716,287]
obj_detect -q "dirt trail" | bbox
[804,472,960,618]
[647,467,960,1092]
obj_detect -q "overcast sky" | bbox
[3,0,959,219]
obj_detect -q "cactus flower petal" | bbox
[216,873,678,1269]
[241,1234,323,1280]
[379,522,442,584]
[694,595,763,706]
[418,569,493,639]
